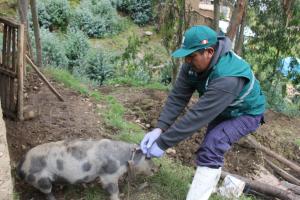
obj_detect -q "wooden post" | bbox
[17,24,24,121]
[10,28,17,112]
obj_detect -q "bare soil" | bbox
[5,72,300,199]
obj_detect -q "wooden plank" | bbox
[2,107,17,119]
[9,77,16,112]
[12,28,16,73]
[26,55,65,102]
[7,26,12,69]
[6,74,10,112]
[0,67,17,77]
[0,17,19,28]
[10,28,17,112]
[17,24,24,121]
[2,24,7,68]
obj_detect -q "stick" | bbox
[25,55,64,102]
[246,135,300,176]
[281,181,300,195]
[222,171,298,200]
[265,158,300,186]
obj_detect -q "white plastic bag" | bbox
[219,175,245,198]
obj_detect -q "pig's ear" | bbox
[133,148,144,162]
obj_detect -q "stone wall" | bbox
[0,100,13,200]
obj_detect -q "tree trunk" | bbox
[30,0,42,68]
[226,0,247,41]
[222,171,299,200]
[18,0,31,75]
[246,135,300,176]
[282,0,295,27]
[213,0,220,32]
[265,158,300,186]
[234,2,247,56]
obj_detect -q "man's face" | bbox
[184,48,214,73]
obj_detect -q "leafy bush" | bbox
[84,50,115,85]
[118,0,153,26]
[38,28,68,67]
[160,61,172,85]
[64,29,89,72]
[69,0,122,38]
[37,0,71,31]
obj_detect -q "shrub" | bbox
[118,0,153,26]
[64,29,89,72]
[160,61,172,85]
[69,0,122,38]
[38,28,68,68]
[37,0,71,31]
[84,50,115,85]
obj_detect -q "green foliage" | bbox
[46,68,90,95]
[38,28,68,68]
[84,49,115,85]
[64,29,89,71]
[295,139,300,147]
[69,0,122,38]
[117,34,152,83]
[118,0,153,26]
[149,158,193,200]
[37,0,71,31]
[160,61,173,85]
[246,0,300,115]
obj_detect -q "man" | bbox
[140,25,265,200]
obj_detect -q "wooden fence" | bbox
[0,17,24,120]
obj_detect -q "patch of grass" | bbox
[148,158,193,200]
[295,138,300,147]
[102,95,144,143]
[89,17,138,53]
[45,68,90,96]
[108,76,169,91]
[13,192,20,200]
[0,0,17,17]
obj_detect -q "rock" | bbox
[166,148,176,155]
[144,31,153,36]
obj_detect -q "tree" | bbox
[227,0,247,41]
[245,0,300,112]
[213,0,220,32]
[159,0,187,85]
[234,1,248,56]
[30,0,42,68]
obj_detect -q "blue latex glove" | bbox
[147,142,165,158]
[140,128,162,154]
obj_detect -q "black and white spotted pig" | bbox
[17,139,157,200]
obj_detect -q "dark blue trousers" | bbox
[196,114,264,168]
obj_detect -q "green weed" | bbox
[295,139,300,147]
[45,68,89,96]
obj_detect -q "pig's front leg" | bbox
[101,177,120,200]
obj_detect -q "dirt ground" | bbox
[5,72,300,199]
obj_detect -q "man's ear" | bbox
[206,47,214,57]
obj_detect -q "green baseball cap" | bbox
[172,25,217,58]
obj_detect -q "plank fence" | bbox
[0,17,24,120]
